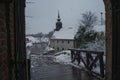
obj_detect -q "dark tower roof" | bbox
[55,11,62,31]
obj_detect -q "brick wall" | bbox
[0,1,16,80]
[0,3,10,80]
[9,1,16,80]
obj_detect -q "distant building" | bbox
[50,12,77,53]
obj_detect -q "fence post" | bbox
[99,52,104,77]
[77,51,80,64]
[71,50,74,62]
[86,53,90,69]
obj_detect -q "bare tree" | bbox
[75,11,98,48]
[46,30,54,39]
[80,11,98,31]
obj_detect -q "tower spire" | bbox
[58,10,60,19]
[55,10,62,31]
[57,10,61,21]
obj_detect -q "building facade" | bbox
[50,12,77,53]
[50,39,75,52]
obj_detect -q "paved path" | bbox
[31,55,98,80]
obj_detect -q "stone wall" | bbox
[104,0,112,80]
[0,1,15,80]
[0,0,27,80]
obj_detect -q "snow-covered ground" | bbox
[54,50,71,64]
[26,36,105,78]
[45,46,54,52]
[54,50,85,68]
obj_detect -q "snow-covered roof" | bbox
[45,46,55,51]
[41,37,49,42]
[52,27,77,39]
[26,42,33,47]
[26,36,39,43]
[93,25,105,32]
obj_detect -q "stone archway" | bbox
[104,0,120,80]
[1,0,120,80]
[104,0,112,80]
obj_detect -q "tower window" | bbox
[62,40,64,43]
[68,40,70,44]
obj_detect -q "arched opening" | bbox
[25,0,110,80]
[2,0,120,80]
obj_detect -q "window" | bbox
[68,40,70,44]
[57,47,59,51]
[62,40,64,43]
[53,47,54,49]
[62,48,64,50]
[53,40,54,42]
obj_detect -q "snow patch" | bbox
[54,52,71,64]
[26,42,33,47]
[45,46,55,51]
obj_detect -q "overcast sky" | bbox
[25,0,105,34]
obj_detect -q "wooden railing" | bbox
[68,48,105,78]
